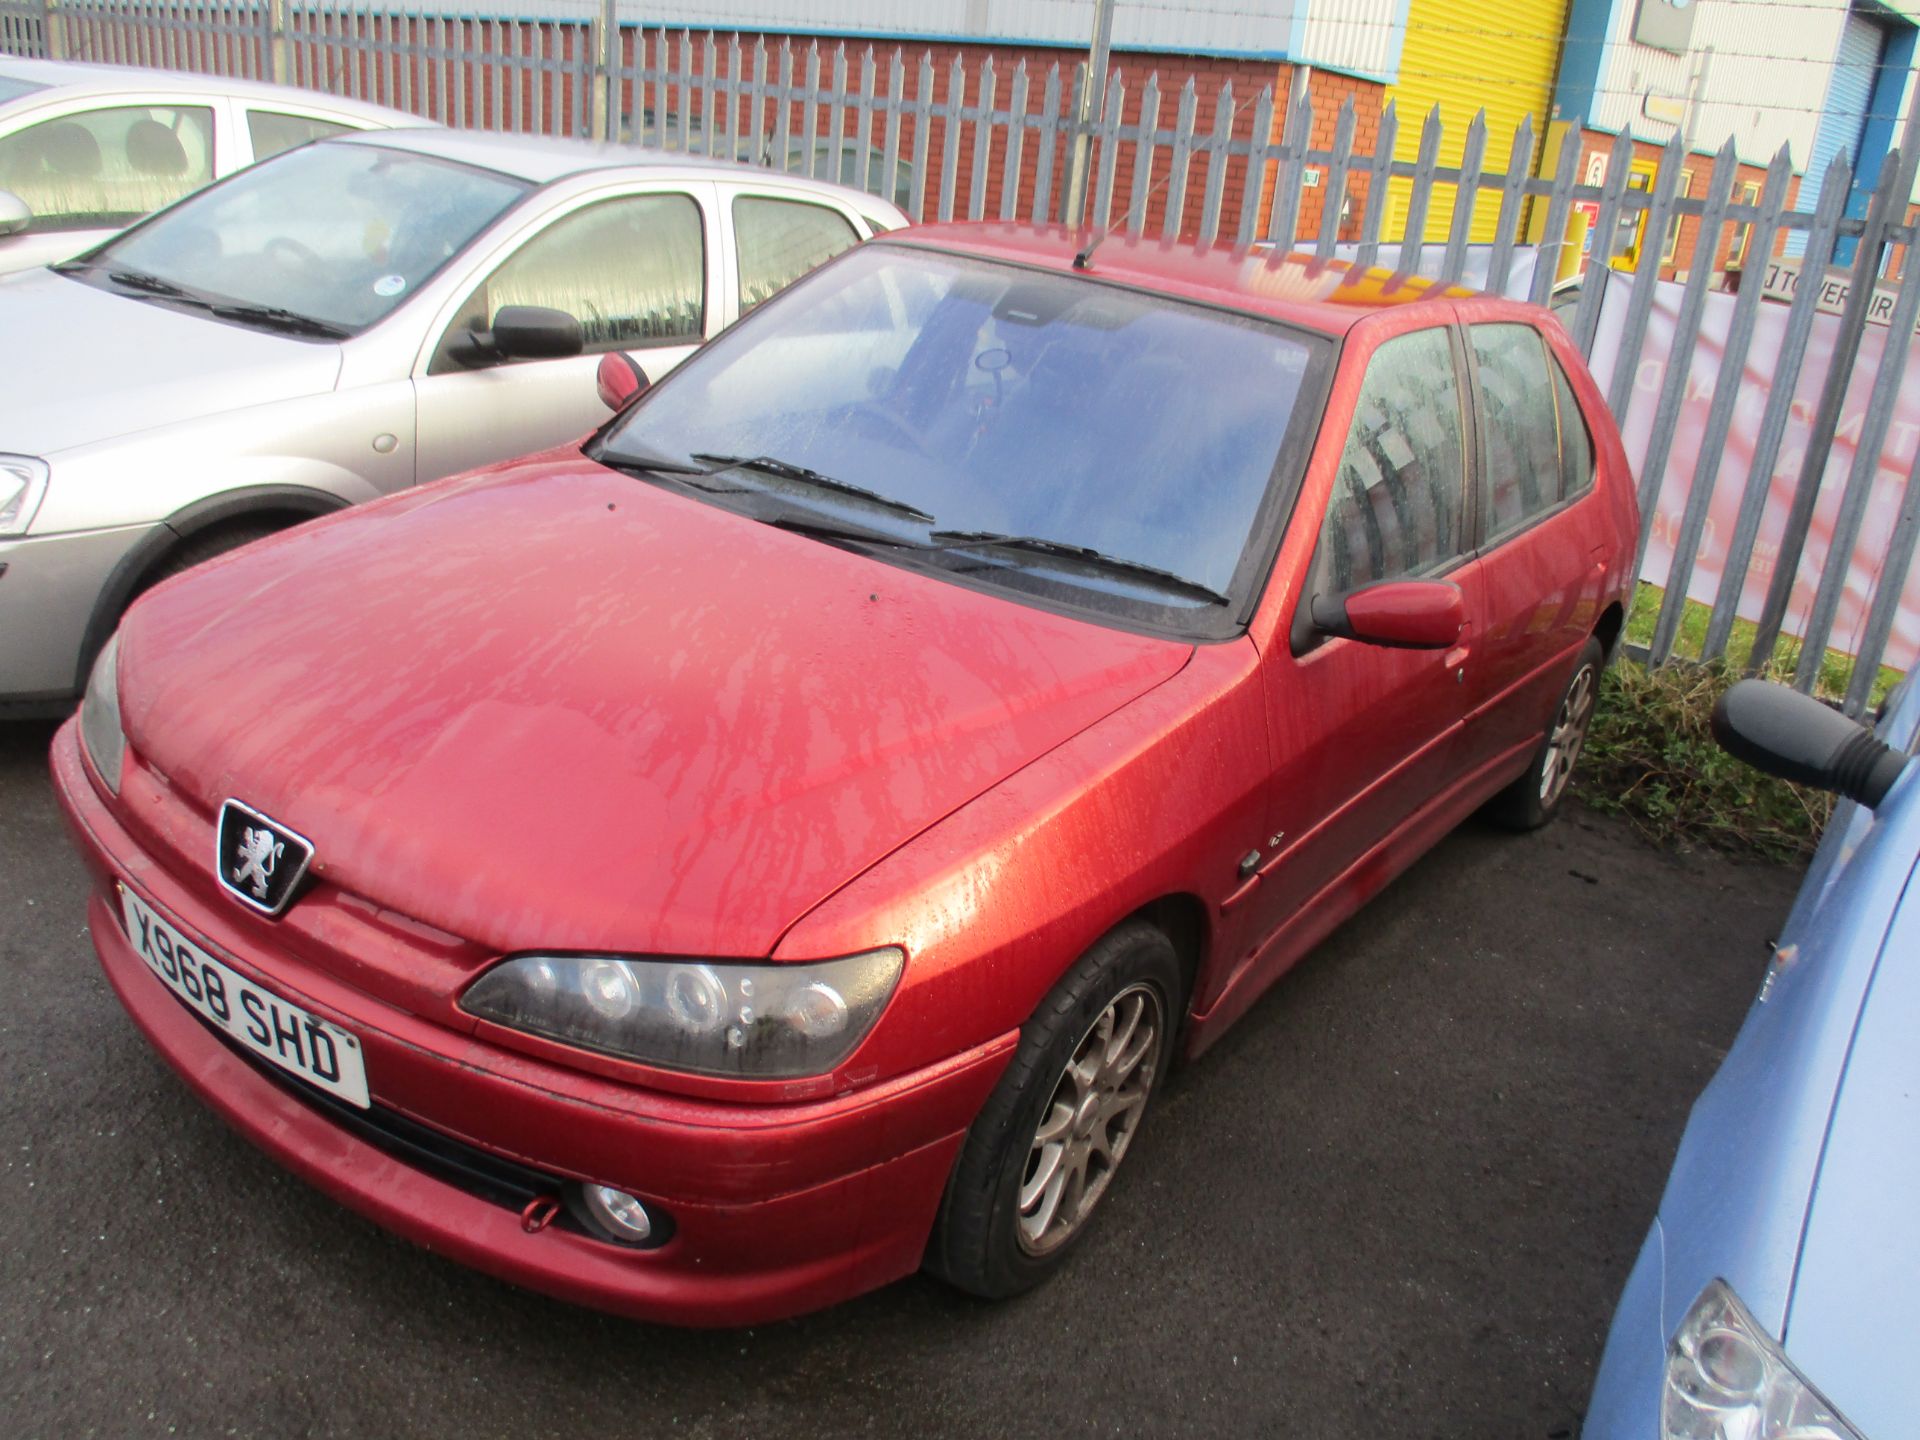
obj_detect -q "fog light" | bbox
[580,1184,653,1243]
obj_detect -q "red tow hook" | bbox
[520,1194,563,1234]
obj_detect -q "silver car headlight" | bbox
[0,454,48,537]
[461,948,904,1078]
[1664,1280,1863,1440]
[79,634,125,795]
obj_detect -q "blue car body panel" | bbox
[1583,678,1920,1438]
[1786,860,1920,1440]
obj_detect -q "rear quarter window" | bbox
[247,110,357,162]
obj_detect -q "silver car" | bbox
[0,57,426,274]
[0,127,906,712]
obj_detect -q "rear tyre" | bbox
[926,920,1180,1299]
[1488,636,1605,831]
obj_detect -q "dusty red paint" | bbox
[53,225,1637,1324]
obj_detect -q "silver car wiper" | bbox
[690,452,936,523]
[929,530,1231,606]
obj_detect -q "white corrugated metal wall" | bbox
[567,1,1303,54]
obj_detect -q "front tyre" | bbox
[926,920,1180,1299]
[1488,635,1604,830]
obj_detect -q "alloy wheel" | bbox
[1015,981,1163,1257]
[1539,663,1598,806]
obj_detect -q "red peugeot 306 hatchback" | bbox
[53,224,1636,1325]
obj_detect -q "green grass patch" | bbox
[1575,656,1834,862]
[1624,580,1901,711]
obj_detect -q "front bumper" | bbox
[0,522,157,706]
[51,719,1015,1326]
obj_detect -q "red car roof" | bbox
[884,221,1482,337]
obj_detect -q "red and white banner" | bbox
[1589,278,1920,670]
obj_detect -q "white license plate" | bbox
[119,886,370,1109]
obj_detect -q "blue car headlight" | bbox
[1664,1280,1863,1439]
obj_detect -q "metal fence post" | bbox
[1749,93,1920,677]
[591,0,616,141]
[267,0,288,84]
[40,0,63,59]
[1746,152,1901,674]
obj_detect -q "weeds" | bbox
[1623,581,1901,711]
[1575,658,1835,862]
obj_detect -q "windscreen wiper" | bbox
[85,268,347,339]
[102,267,193,298]
[761,512,931,549]
[929,530,1230,606]
[206,303,351,340]
[691,452,935,523]
[594,444,717,477]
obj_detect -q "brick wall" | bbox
[1573,129,1804,287]
[622,29,1390,244]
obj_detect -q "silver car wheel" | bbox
[1016,981,1163,1257]
[1539,662,1598,806]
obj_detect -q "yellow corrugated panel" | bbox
[1384,0,1568,243]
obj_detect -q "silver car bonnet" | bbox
[0,268,342,458]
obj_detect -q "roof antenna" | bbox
[1071,91,1253,271]
[1073,165,1174,270]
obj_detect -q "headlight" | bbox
[1664,1280,1863,1439]
[79,635,125,794]
[0,454,47,537]
[461,948,904,1078]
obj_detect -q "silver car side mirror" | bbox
[0,190,30,238]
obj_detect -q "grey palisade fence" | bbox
[8,2,1920,715]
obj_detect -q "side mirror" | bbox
[1309,579,1464,650]
[596,351,650,411]
[490,304,584,360]
[0,189,31,238]
[450,304,585,367]
[1712,679,1908,809]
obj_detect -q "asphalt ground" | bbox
[0,715,1792,1439]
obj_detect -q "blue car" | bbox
[1583,677,1917,1439]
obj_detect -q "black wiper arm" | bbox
[691,452,936,523]
[91,270,344,339]
[762,513,931,549]
[103,267,191,298]
[929,530,1231,605]
[594,444,714,477]
[207,303,350,340]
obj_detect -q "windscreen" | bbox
[605,246,1321,609]
[86,141,530,331]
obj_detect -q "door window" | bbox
[733,195,858,312]
[0,104,214,232]
[247,110,356,162]
[432,192,705,373]
[1472,323,1587,540]
[1311,327,1469,596]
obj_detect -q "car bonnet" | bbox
[0,267,342,457]
[114,453,1195,961]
